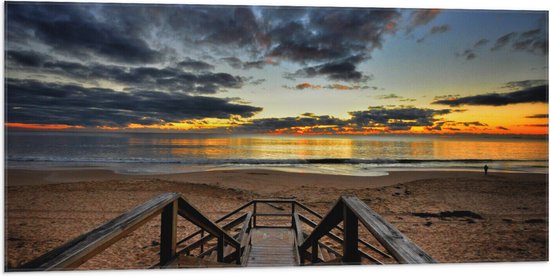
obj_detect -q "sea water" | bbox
[6,131,548,176]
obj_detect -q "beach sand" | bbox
[4,168,548,269]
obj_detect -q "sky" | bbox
[4,1,549,135]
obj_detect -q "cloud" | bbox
[430,24,449,34]
[177,58,214,71]
[455,38,489,61]
[496,126,509,131]
[7,50,245,94]
[6,78,262,127]
[296,83,322,90]
[512,28,548,55]
[284,83,369,91]
[221,57,268,70]
[455,49,477,60]
[6,3,164,64]
[376,93,401,99]
[236,113,347,133]
[473,38,490,48]
[491,32,517,51]
[406,9,441,33]
[525,114,548,119]
[348,106,453,130]
[501,79,548,90]
[432,85,548,106]
[287,55,371,82]
[522,124,548,127]
[236,106,457,133]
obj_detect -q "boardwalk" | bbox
[245,228,299,267]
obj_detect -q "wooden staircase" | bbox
[16,193,436,271]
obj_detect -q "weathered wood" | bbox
[341,196,436,264]
[176,201,253,248]
[177,213,247,255]
[217,236,225,262]
[20,192,181,271]
[177,197,240,250]
[300,199,344,250]
[254,213,292,217]
[297,206,392,259]
[160,201,177,266]
[297,214,383,263]
[253,199,297,203]
[342,205,360,264]
[246,228,299,267]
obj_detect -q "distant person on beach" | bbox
[484,164,488,175]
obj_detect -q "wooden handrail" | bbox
[341,196,436,264]
[296,201,391,258]
[298,196,436,264]
[297,214,382,264]
[19,192,181,271]
[177,213,248,255]
[177,198,241,253]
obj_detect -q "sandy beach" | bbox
[4,168,548,269]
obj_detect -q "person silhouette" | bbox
[484,164,488,175]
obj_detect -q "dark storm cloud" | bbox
[177,58,214,71]
[6,3,164,64]
[348,106,453,130]
[266,8,400,64]
[237,113,347,132]
[286,55,371,82]
[7,50,245,94]
[432,85,548,106]
[6,79,262,127]
[7,3,404,83]
[221,57,268,70]
[236,106,456,133]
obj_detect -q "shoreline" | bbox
[5,167,548,188]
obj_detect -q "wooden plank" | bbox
[253,199,297,203]
[20,192,181,271]
[341,196,436,264]
[177,197,240,250]
[245,228,299,267]
[254,213,292,217]
[160,201,177,266]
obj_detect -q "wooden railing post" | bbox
[311,239,319,263]
[253,201,257,227]
[342,205,360,264]
[160,200,177,266]
[217,235,225,262]
[200,230,204,254]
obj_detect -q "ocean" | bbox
[5,131,548,176]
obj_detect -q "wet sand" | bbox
[4,168,548,269]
